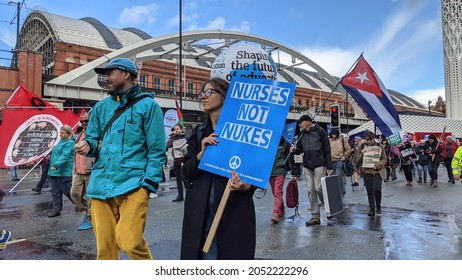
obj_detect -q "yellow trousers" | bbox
[91,187,153,260]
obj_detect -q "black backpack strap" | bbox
[101,95,150,142]
[95,95,150,162]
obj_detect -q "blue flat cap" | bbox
[94,58,138,75]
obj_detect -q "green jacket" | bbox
[84,84,166,199]
[48,138,75,177]
[271,139,290,176]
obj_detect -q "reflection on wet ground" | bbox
[258,204,461,260]
[2,173,462,260]
[0,239,96,260]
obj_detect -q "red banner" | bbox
[6,85,56,108]
[0,108,81,168]
[414,132,451,142]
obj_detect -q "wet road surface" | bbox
[1,167,462,260]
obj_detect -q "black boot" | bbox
[376,205,382,214]
[375,191,382,210]
[368,208,375,216]
[172,195,183,202]
[31,187,41,194]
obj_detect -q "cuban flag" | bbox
[340,54,401,137]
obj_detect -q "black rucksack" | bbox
[286,178,300,219]
[341,136,354,177]
[343,158,355,177]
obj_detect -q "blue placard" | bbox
[282,122,297,144]
[198,77,296,189]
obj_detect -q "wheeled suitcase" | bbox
[321,175,344,217]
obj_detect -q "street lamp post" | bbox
[428,100,432,115]
[8,1,20,68]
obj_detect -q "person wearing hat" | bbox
[329,129,351,195]
[290,115,333,226]
[424,134,443,187]
[74,57,166,259]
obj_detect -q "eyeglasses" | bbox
[198,88,220,99]
[80,120,89,123]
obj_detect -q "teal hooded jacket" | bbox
[84,84,166,199]
[48,138,75,177]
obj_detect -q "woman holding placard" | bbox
[180,77,256,260]
[356,131,387,217]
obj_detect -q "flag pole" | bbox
[282,53,364,165]
[0,85,21,112]
[283,130,304,165]
[8,160,43,194]
[3,85,21,107]
[7,107,93,194]
[432,126,446,161]
[313,52,364,119]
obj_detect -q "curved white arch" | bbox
[45,30,366,119]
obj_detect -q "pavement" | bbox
[1,165,462,260]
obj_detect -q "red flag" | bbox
[0,108,81,168]
[5,85,55,108]
[174,95,184,127]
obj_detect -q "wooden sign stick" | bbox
[202,180,232,253]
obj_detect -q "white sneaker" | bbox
[149,193,158,199]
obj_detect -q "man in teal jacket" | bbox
[75,57,166,260]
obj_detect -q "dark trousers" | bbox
[174,160,185,198]
[49,176,73,211]
[445,157,454,181]
[35,162,50,191]
[402,164,413,182]
[427,161,439,181]
[386,165,397,180]
[363,173,382,210]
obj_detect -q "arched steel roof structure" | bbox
[44,29,370,121]
[18,10,428,122]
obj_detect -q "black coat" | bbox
[424,140,443,164]
[414,145,429,165]
[180,118,256,260]
[294,123,332,170]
